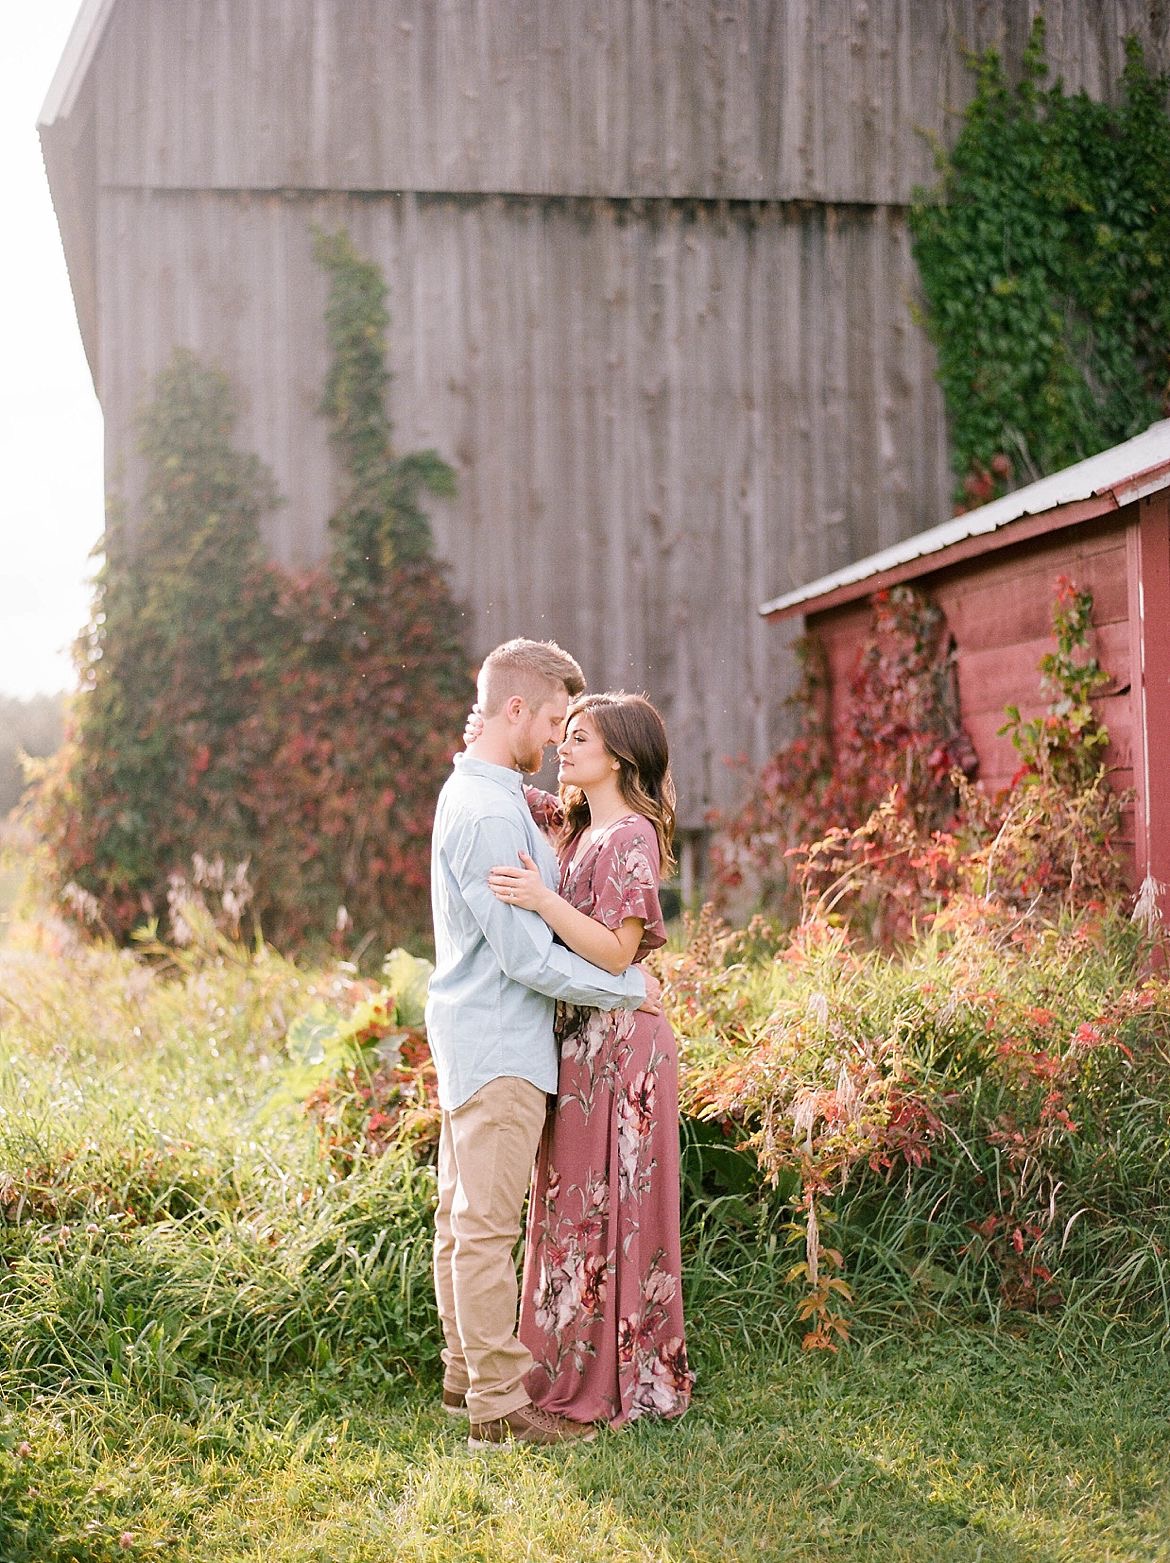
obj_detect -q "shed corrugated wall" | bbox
[77,0,1169,828]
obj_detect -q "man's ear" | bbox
[504,695,526,722]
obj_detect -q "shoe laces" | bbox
[517,1402,569,1433]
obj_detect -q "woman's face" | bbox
[556,713,618,791]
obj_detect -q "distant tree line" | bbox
[0,694,63,816]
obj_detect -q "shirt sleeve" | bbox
[522,785,564,832]
[448,811,646,1009]
[591,823,667,954]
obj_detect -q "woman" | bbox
[485,691,694,1428]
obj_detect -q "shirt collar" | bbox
[453,751,525,795]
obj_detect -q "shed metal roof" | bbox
[760,418,1170,620]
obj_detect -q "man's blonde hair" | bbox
[478,638,586,717]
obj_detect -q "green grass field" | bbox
[2,937,1168,1562]
[3,1328,1169,1562]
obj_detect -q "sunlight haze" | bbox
[1,0,103,699]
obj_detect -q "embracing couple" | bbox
[425,637,694,1450]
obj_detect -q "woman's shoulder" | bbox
[602,814,661,868]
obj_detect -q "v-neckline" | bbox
[563,812,635,882]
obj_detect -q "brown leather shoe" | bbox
[442,1386,469,1418]
[467,1401,597,1450]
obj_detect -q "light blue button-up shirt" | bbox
[425,753,647,1109]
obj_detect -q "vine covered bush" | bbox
[242,230,470,949]
[711,586,977,928]
[27,352,283,937]
[711,576,1129,943]
[29,232,470,951]
[911,19,1170,507]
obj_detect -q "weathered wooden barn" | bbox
[760,419,1170,896]
[39,0,1169,867]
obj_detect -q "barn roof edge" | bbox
[760,420,1170,620]
[38,0,116,129]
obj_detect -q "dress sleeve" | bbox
[590,821,667,955]
[523,785,564,832]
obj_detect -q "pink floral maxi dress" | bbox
[518,804,694,1426]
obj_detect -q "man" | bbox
[426,638,657,1450]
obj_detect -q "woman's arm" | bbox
[487,850,643,974]
[522,784,564,833]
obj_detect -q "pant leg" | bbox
[433,1110,470,1398]
[447,1076,548,1425]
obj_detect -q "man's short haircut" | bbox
[478,638,586,717]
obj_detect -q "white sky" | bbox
[1,0,103,700]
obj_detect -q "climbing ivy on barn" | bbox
[910,20,1170,508]
[709,586,977,924]
[32,234,470,952]
[315,228,456,581]
[255,229,470,948]
[708,579,1128,942]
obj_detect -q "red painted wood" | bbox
[1135,492,1170,892]
[936,531,1129,651]
[959,638,1074,716]
[797,507,1150,885]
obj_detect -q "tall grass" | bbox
[3,928,1170,1559]
[665,905,1170,1354]
[0,932,439,1420]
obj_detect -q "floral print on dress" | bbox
[518,810,694,1427]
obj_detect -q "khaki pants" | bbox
[432,1076,549,1425]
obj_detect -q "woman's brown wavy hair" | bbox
[557,692,676,877]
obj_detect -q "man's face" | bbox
[512,691,569,774]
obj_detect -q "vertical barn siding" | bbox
[97,0,1165,202]
[98,187,952,821]
[64,0,1170,826]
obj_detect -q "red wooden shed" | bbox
[759,420,1170,903]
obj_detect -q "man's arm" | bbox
[447,813,646,1010]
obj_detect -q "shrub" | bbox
[691,569,1149,1346]
[662,902,1170,1352]
[26,353,282,938]
[28,231,471,953]
[710,586,977,928]
[292,948,441,1170]
[711,577,1129,942]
